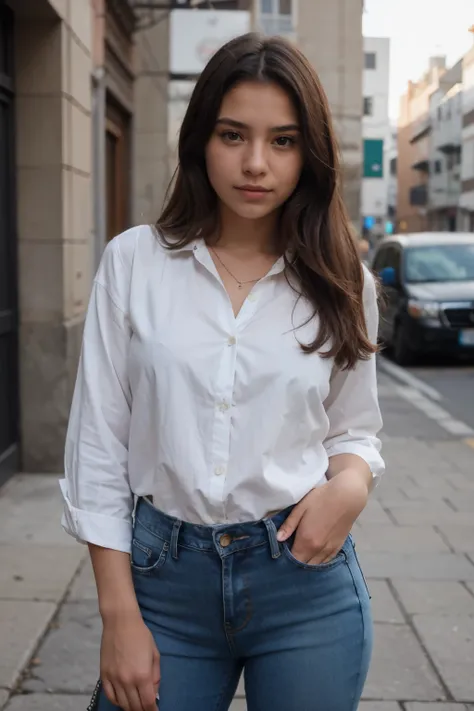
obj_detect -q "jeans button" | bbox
[220,534,232,548]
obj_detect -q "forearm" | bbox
[326,453,373,493]
[88,544,141,623]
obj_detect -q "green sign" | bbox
[363,139,384,178]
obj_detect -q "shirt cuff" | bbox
[324,440,385,485]
[59,479,133,554]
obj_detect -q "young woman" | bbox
[60,32,384,711]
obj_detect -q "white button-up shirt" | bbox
[60,224,384,553]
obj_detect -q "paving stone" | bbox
[4,695,90,711]
[412,615,474,702]
[363,623,445,701]
[435,525,474,554]
[445,492,474,513]
[23,602,101,695]
[466,582,474,597]
[0,475,77,547]
[358,704,401,711]
[0,545,85,602]
[392,581,474,616]
[0,690,9,710]
[357,552,474,581]
[358,500,394,525]
[67,560,97,602]
[405,705,469,710]
[387,502,474,527]
[368,581,405,624]
[0,600,56,689]
[354,526,450,553]
[229,700,247,711]
[448,473,474,492]
[403,485,458,501]
[235,675,245,697]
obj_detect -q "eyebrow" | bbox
[215,117,300,133]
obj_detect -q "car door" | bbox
[382,246,403,343]
[372,246,390,342]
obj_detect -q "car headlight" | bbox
[407,300,441,319]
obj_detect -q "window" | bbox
[390,157,397,176]
[437,106,442,121]
[434,160,442,174]
[405,244,474,283]
[363,97,373,116]
[364,52,376,70]
[260,0,291,13]
[259,0,293,34]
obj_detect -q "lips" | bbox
[236,185,271,193]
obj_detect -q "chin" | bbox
[226,201,277,221]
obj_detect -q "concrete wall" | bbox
[296,0,364,226]
[14,0,93,471]
[133,16,171,225]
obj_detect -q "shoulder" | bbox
[96,225,165,278]
[95,225,163,309]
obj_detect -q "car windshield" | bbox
[405,243,474,283]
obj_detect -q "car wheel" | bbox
[393,324,417,366]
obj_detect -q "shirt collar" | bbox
[165,235,291,276]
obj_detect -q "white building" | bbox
[460,44,474,231]
[361,37,390,241]
[429,60,463,232]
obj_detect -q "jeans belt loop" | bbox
[263,518,281,559]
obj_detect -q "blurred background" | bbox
[1,2,474,710]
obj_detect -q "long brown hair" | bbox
[158,33,377,370]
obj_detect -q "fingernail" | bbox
[276,530,286,542]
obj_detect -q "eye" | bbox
[221,131,243,143]
[274,136,296,148]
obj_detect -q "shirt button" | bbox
[248,293,257,302]
[228,336,236,346]
[218,400,230,412]
[214,465,226,477]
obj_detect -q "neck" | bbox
[213,204,280,256]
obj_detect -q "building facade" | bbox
[460,44,474,231]
[0,0,94,484]
[0,0,168,483]
[428,60,463,232]
[293,0,365,226]
[361,36,390,242]
[397,57,446,233]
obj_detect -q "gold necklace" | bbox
[209,246,268,289]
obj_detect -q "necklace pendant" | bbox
[238,283,243,289]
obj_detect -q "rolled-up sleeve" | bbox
[59,240,133,553]
[323,266,385,483]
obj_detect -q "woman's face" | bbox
[205,80,304,222]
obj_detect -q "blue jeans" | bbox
[94,497,372,711]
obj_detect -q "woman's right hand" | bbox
[100,612,160,711]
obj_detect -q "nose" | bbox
[242,140,268,176]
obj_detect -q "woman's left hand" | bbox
[276,471,370,565]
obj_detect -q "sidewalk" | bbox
[1,433,474,709]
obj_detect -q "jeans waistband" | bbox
[133,496,294,560]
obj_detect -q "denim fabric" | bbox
[94,497,372,711]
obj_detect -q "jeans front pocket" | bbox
[282,538,347,571]
[130,518,169,575]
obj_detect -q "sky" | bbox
[363,0,474,120]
